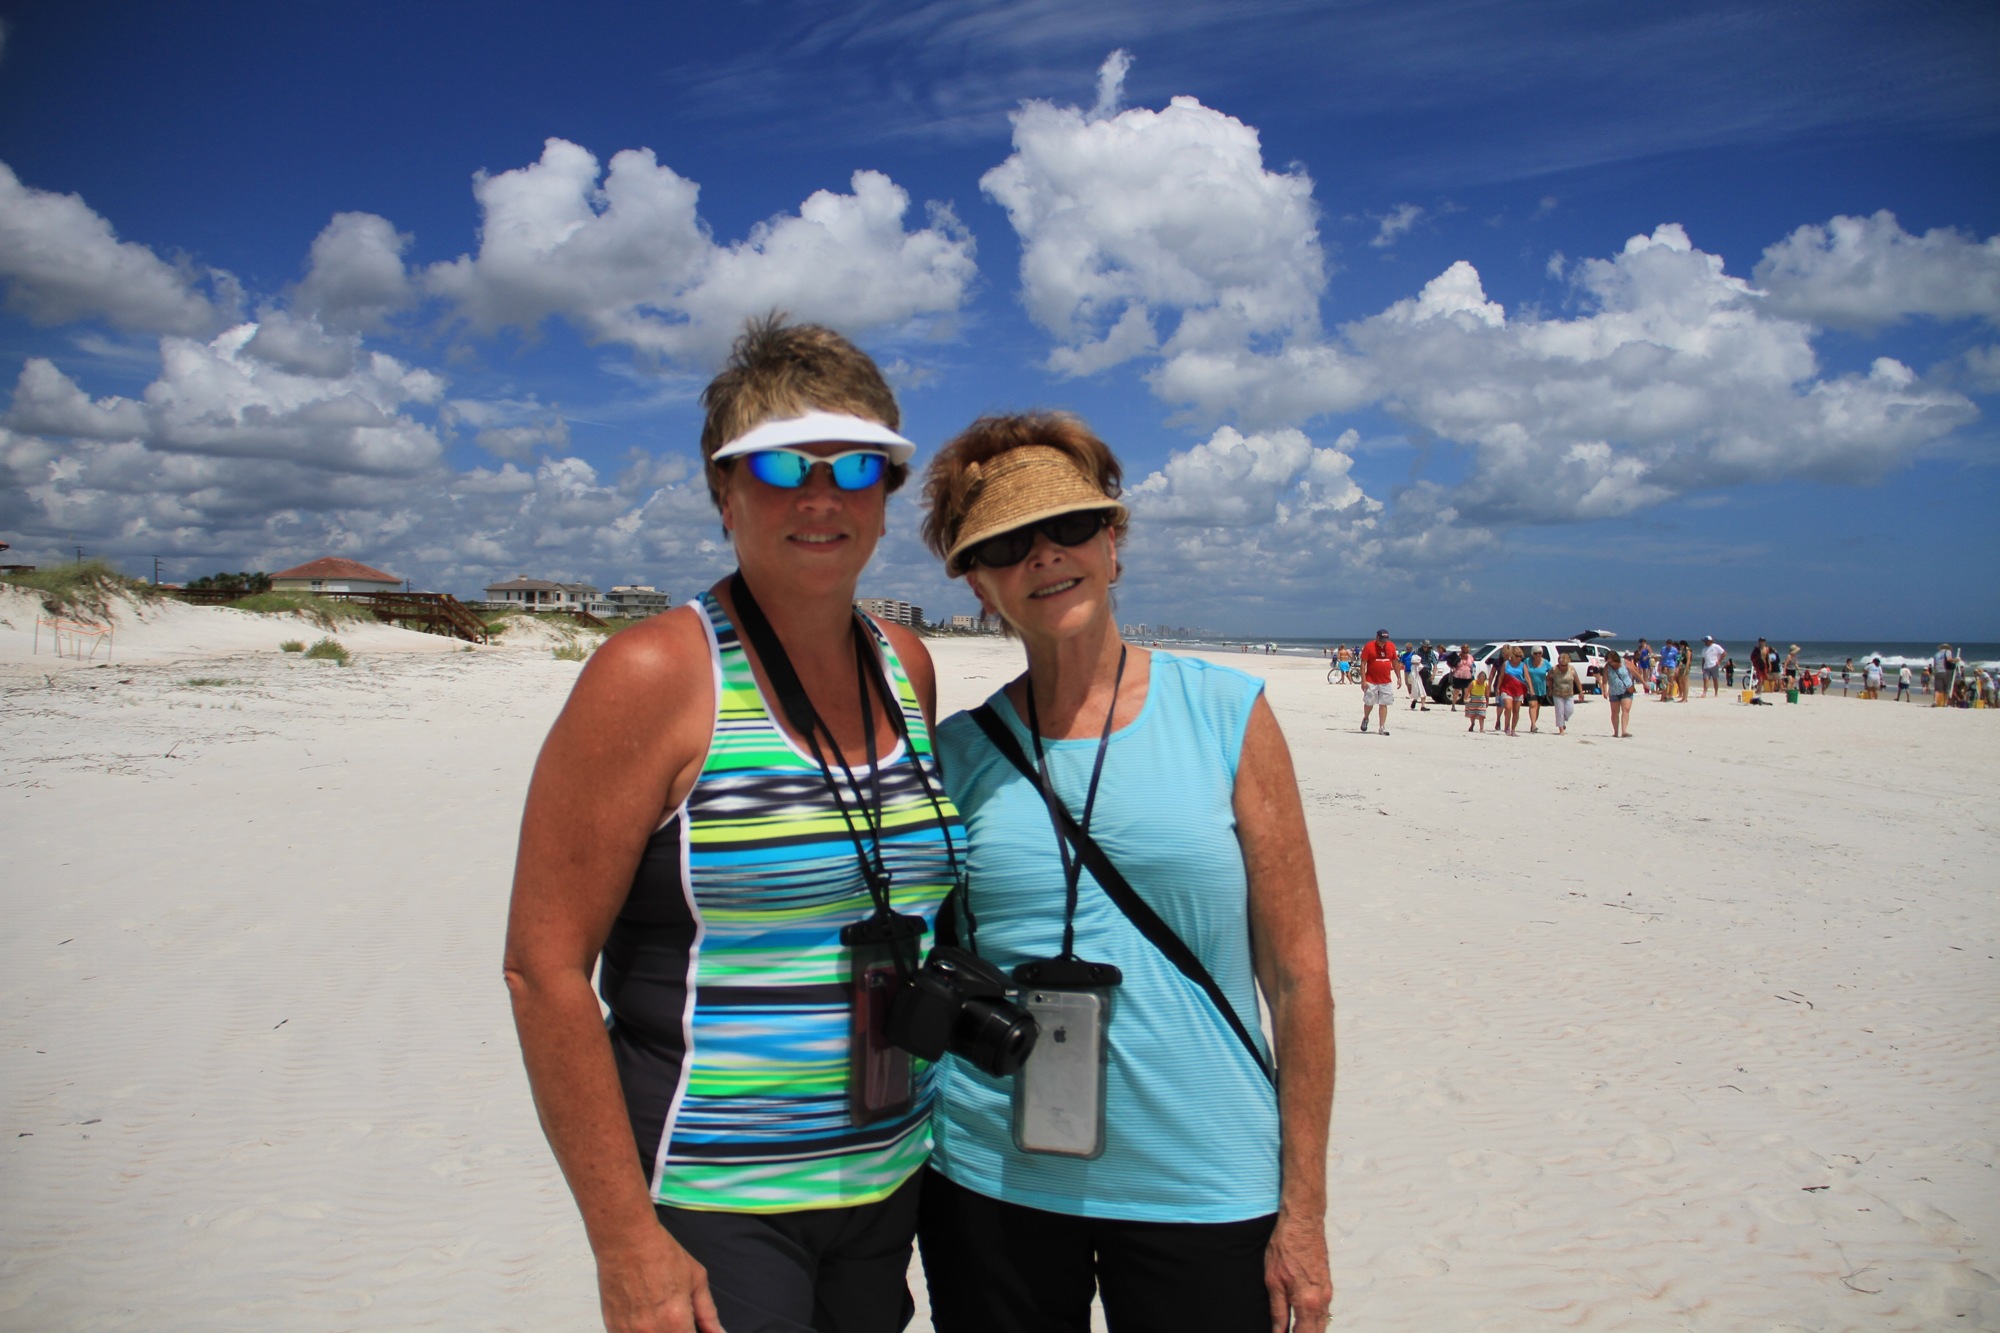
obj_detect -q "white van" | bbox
[1470,640,1611,693]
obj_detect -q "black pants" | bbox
[654,1172,920,1333]
[917,1169,1275,1333]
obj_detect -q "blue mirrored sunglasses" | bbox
[742,448,888,491]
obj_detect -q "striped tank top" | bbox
[599,590,962,1213]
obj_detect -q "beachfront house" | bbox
[484,575,605,615]
[603,585,671,618]
[269,557,401,594]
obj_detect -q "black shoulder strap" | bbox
[970,704,1276,1086]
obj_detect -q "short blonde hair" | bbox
[699,315,905,508]
[920,412,1126,566]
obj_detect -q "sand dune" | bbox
[1,620,1994,1330]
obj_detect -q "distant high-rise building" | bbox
[856,597,923,629]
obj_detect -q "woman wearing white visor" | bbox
[507,318,966,1333]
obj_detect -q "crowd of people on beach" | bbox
[1324,634,1995,738]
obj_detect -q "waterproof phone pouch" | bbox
[842,913,926,1127]
[1012,986,1113,1158]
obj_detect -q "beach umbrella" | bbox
[1571,629,1616,641]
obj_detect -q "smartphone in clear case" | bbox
[1011,988,1111,1158]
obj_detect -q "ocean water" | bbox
[1157,636,2000,672]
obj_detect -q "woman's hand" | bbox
[1265,1207,1333,1331]
[597,1230,727,1333]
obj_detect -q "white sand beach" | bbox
[2,598,1996,1330]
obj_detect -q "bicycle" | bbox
[1326,660,1361,685]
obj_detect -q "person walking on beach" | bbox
[1464,671,1488,732]
[1603,650,1634,737]
[916,411,1335,1333]
[1359,628,1399,734]
[1864,656,1885,699]
[1896,664,1913,701]
[505,319,956,1333]
[1675,641,1693,701]
[1494,646,1528,736]
[1934,645,1954,707]
[1524,646,1550,733]
[1843,657,1853,696]
[1404,641,1427,712]
[1453,645,1475,709]
[1701,637,1724,697]
[1548,651,1581,734]
[1659,640,1679,700]
[1752,638,1771,693]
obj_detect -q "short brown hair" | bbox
[699,314,905,508]
[920,412,1127,565]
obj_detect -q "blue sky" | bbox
[1,0,1995,637]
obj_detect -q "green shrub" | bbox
[279,639,306,653]
[183,676,232,687]
[303,637,351,665]
[552,641,591,661]
[228,591,373,629]
[0,559,160,619]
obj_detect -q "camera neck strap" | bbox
[726,573,962,946]
[1021,646,1124,963]
[969,701,1275,1086]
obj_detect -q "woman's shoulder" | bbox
[1149,650,1266,698]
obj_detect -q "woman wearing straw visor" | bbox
[914,414,1335,1333]
[505,319,962,1333]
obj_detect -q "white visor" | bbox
[712,410,915,464]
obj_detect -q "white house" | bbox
[484,576,601,612]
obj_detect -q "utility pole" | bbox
[75,545,85,564]
[153,556,161,585]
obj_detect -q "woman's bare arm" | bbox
[1236,694,1335,1333]
[503,611,725,1333]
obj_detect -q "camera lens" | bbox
[954,995,1039,1077]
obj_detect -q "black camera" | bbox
[886,946,1039,1077]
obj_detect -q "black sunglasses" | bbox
[961,509,1110,571]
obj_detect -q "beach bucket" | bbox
[1786,687,1799,704]
[1740,689,1755,704]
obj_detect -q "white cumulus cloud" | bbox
[980,52,1324,376]
[294,212,414,332]
[0,161,236,335]
[425,138,976,364]
[1754,210,2000,330]
[1348,226,1978,523]
[1371,203,1425,249]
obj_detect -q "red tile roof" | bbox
[269,556,401,583]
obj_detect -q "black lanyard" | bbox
[1021,645,1126,963]
[726,573,962,935]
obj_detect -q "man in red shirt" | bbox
[1359,628,1399,735]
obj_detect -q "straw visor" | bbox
[712,410,915,464]
[946,445,1127,575]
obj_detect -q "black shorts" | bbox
[918,1169,1274,1333]
[654,1172,920,1333]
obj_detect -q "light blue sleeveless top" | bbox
[930,652,1279,1222]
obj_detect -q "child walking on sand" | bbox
[1465,674,1489,732]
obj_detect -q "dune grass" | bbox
[279,639,306,653]
[551,641,592,661]
[0,560,161,619]
[228,591,375,630]
[303,637,352,665]
[183,677,234,687]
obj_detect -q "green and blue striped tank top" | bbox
[599,589,962,1213]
